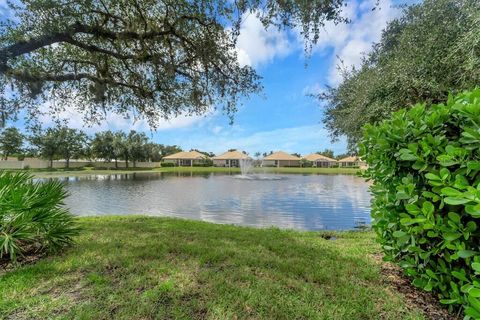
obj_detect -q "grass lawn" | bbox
[0,216,425,319]
[15,166,361,178]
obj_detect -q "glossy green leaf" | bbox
[458,250,477,259]
[405,203,421,215]
[422,201,435,215]
[448,212,461,224]
[444,232,462,241]
[393,230,407,237]
[444,197,470,205]
[469,295,480,312]
[425,173,441,181]
[437,155,457,166]
[466,204,480,217]
[472,263,480,272]
[452,271,469,282]
[468,288,480,298]
[467,162,480,170]
[441,187,463,197]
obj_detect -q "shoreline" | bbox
[5,166,362,178]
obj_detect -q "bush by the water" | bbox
[0,171,79,263]
[160,162,175,167]
[192,160,214,167]
[360,90,480,318]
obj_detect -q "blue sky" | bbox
[1,0,416,156]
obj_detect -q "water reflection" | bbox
[53,172,371,231]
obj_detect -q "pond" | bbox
[57,172,371,231]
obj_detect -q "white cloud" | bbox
[0,0,10,17]
[38,103,209,134]
[307,0,400,85]
[211,125,223,135]
[235,11,294,67]
[302,83,324,96]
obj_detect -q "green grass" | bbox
[12,166,361,178]
[0,216,425,319]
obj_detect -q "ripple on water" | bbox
[57,172,371,231]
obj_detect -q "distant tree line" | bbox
[0,126,181,168]
[190,149,216,158]
[1,127,349,168]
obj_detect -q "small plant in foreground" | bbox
[0,170,79,263]
[360,89,480,319]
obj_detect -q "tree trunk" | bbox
[115,158,118,169]
[66,157,70,169]
[49,157,53,168]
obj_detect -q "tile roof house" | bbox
[262,151,301,167]
[338,156,367,168]
[303,153,337,167]
[212,150,252,167]
[162,151,209,166]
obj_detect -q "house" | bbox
[212,150,252,167]
[262,151,301,167]
[162,151,209,166]
[338,156,367,168]
[304,153,337,167]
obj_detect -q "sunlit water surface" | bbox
[54,172,371,231]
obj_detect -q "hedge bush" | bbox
[360,89,480,318]
[160,162,175,167]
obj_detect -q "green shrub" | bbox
[0,171,79,263]
[192,160,213,167]
[300,159,313,167]
[161,162,175,167]
[360,89,480,318]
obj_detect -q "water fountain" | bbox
[239,158,253,176]
[235,158,284,180]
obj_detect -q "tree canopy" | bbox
[30,127,64,167]
[27,126,182,167]
[29,126,89,167]
[316,149,334,158]
[0,127,23,159]
[57,128,89,167]
[91,130,116,163]
[0,0,346,127]
[319,0,480,150]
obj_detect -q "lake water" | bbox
[57,172,371,231]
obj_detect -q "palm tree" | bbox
[0,171,79,262]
